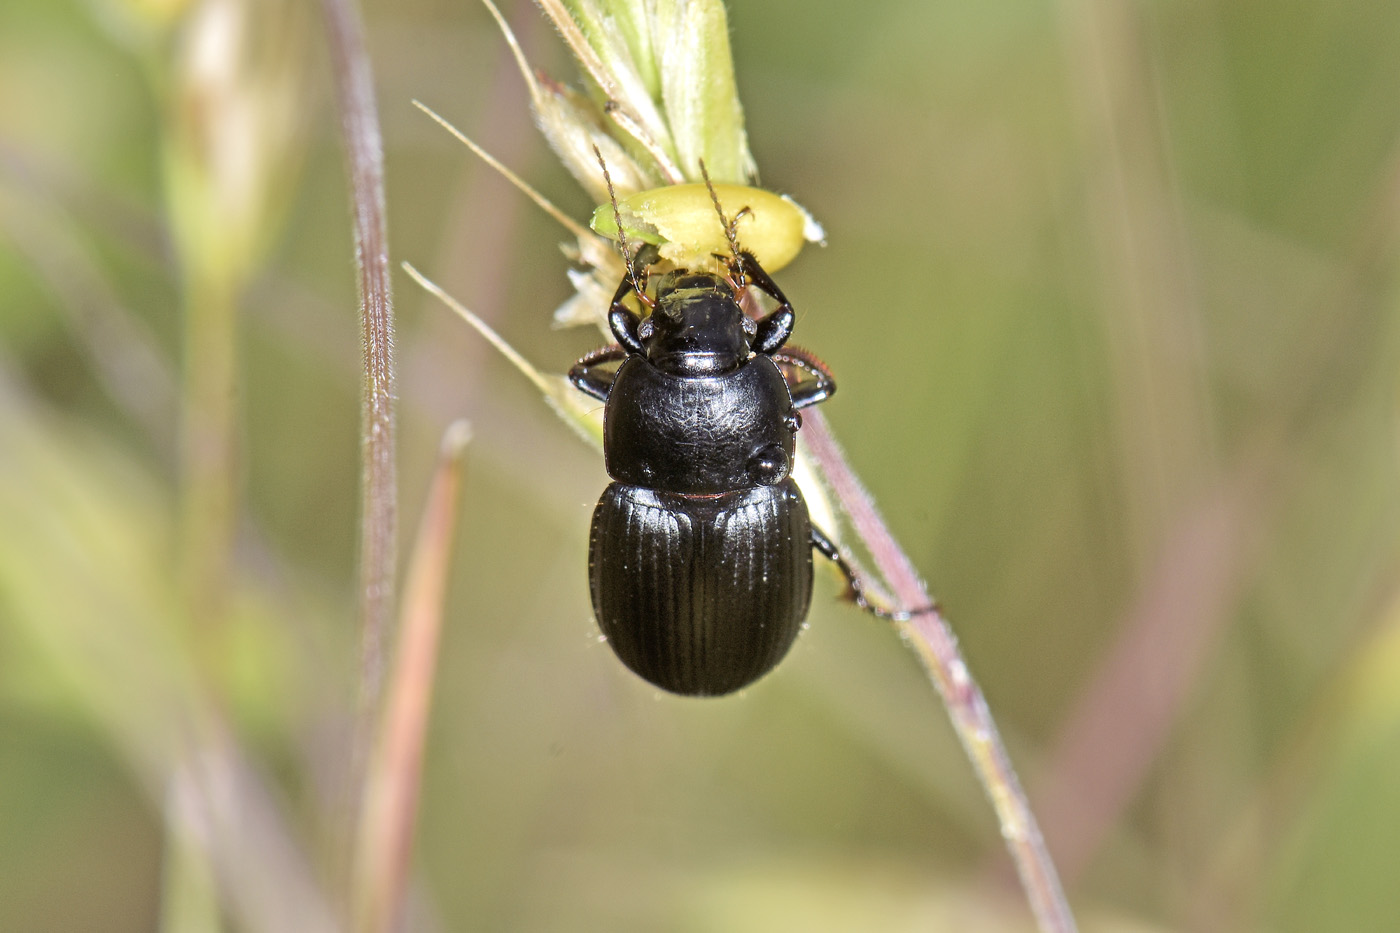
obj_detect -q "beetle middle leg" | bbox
[810,524,935,622]
[569,344,628,402]
[773,345,837,410]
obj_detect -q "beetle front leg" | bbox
[569,345,629,402]
[736,251,795,354]
[607,274,646,355]
[772,346,836,409]
[810,524,936,621]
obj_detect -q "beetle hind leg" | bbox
[809,523,936,622]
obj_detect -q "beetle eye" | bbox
[741,316,757,337]
[638,318,655,341]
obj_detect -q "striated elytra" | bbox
[570,252,861,696]
[588,481,813,696]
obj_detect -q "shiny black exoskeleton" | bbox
[569,253,856,696]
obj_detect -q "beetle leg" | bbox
[809,524,937,622]
[607,274,647,355]
[737,251,796,354]
[772,345,837,409]
[569,344,629,402]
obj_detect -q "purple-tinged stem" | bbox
[320,0,399,793]
[801,410,1077,933]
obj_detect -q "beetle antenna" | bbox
[699,159,746,287]
[594,145,654,310]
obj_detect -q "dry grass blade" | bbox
[411,99,593,242]
[354,423,471,933]
[402,263,552,396]
[402,262,605,446]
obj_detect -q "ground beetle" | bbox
[569,249,890,696]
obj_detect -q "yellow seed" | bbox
[590,183,812,272]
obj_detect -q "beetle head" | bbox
[641,271,756,375]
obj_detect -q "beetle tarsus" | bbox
[809,523,929,622]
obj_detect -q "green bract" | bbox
[471,0,825,326]
[538,0,755,189]
[590,183,812,273]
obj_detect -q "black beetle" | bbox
[569,250,884,696]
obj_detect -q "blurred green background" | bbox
[4,0,1400,930]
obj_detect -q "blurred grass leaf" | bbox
[1264,592,1400,933]
[0,376,337,931]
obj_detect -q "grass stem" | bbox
[802,410,1077,933]
[320,0,399,838]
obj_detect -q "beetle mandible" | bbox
[569,247,890,696]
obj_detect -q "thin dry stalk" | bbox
[320,0,399,800]
[167,739,342,933]
[354,424,471,933]
[801,410,1077,933]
